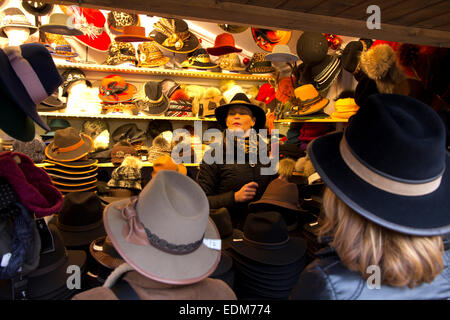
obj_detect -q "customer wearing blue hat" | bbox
[290,94,450,300]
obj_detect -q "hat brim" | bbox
[246,67,275,74]
[73,30,112,52]
[207,46,242,56]
[47,172,98,180]
[104,199,221,285]
[309,131,450,236]
[57,184,97,193]
[0,25,38,37]
[89,236,125,269]
[230,235,306,266]
[40,25,84,36]
[215,101,266,130]
[99,83,137,103]
[139,56,171,68]
[43,165,98,176]
[183,61,218,69]
[265,52,299,63]
[37,104,66,112]
[51,178,98,187]
[45,133,94,162]
[249,199,301,213]
[51,52,78,58]
[151,31,199,54]
[114,35,154,42]
[44,159,98,168]
[296,98,329,116]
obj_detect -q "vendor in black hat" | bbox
[197,93,275,229]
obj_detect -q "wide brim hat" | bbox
[60,6,111,52]
[0,43,63,142]
[308,94,450,236]
[215,92,266,130]
[182,49,217,69]
[89,236,124,269]
[207,33,242,56]
[251,28,291,52]
[47,171,98,181]
[0,7,38,37]
[292,85,329,116]
[39,13,84,36]
[266,44,299,63]
[45,131,94,162]
[150,18,199,54]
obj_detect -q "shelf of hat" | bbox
[38,111,217,122]
[35,162,200,168]
[54,62,273,82]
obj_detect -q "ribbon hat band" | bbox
[340,136,442,196]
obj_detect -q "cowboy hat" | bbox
[309,94,450,236]
[0,43,62,142]
[214,92,266,130]
[103,170,221,285]
[45,127,94,162]
[289,84,329,116]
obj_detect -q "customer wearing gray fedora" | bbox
[73,170,236,300]
[291,94,450,300]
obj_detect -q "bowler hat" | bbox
[215,93,266,130]
[45,127,94,162]
[309,94,450,236]
[230,211,306,266]
[50,191,106,247]
[103,170,221,285]
[0,43,62,142]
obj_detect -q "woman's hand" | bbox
[234,182,259,202]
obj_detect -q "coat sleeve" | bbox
[289,264,336,300]
[196,162,235,209]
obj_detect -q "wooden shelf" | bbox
[36,162,200,168]
[55,62,273,82]
[38,112,217,122]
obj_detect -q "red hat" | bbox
[256,83,276,104]
[0,152,63,218]
[207,33,242,56]
[276,77,294,103]
[98,75,137,103]
[60,6,111,52]
[299,123,332,142]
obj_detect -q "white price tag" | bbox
[1,253,11,267]
[203,238,221,250]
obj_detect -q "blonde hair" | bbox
[317,187,444,288]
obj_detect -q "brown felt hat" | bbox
[45,127,94,162]
[103,170,220,285]
[249,178,301,212]
[89,236,124,269]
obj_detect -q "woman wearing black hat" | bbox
[290,94,450,300]
[197,93,276,229]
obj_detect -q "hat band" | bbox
[300,95,322,108]
[340,136,442,196]
[250,61,272,68]
[121,197,205,255]
[52,138,85,154]
[315,57,340,85]
[3,46,48,105]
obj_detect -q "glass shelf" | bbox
[55,62,273,82]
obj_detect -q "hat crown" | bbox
[230,92,251,104]
[243,212,289,244]
[122,25,145,36]
[47,13,71,25]
[136,170,209,245]
[53,127,82,148]
[215,33,236,47]
[1,7,30,25]
[294,84,320,101]
[346,94,446,181]
[144,81,163,101]
[59,191,103,226]
[272,44,290,54]
[258,179,299,209]
[296,32,328,65]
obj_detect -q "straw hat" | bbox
[137,41,170,68]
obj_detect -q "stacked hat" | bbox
[331,98,360,119]
[229,212,307,300]
[49,191,106,248]
[209,208,243,250]
[105,41,138,66]
[44,127,98,193]
[137,41,171,68]
[246,52,275,74]
[311,55,342,94]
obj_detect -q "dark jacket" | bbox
[290,247,450,300]
[197,135,275,228]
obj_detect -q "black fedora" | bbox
[230,211,306,266]
[210,208,243,250]
[49,191,106,247]
[215,93,266,130]
[309,94,450,236]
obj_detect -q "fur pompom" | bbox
[278,158,296,179]
[360,44,396,80]
[121,155,143,169]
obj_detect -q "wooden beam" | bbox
[47,0,450,47]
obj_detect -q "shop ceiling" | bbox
[49,0,450,47]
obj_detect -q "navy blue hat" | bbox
[309,94,450,236]
[0,43,63,141]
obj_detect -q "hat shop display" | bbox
[246,52,275,74]
[103,170,221,284]
[45,127,94,162]
[99,75,137,103]
[39,13,83,36]
[0,43,63,142]
[207,33,242,56]
[107,11,140,33]
[251,28,292,52]
[0,7,37,38]
[137,41,171,68]
[308,94,450,236]
[105,41,138,66]
[150,18,199,53]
